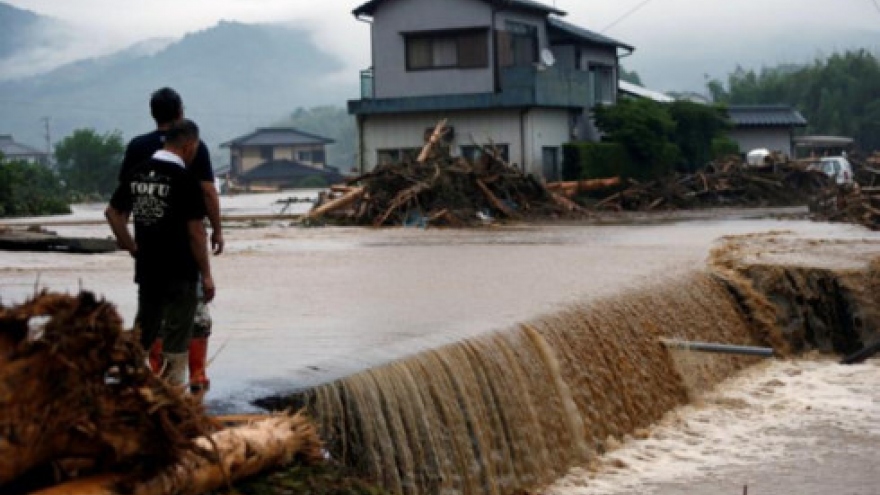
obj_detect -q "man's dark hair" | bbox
[164,119,199,147]
[150,87,183,125]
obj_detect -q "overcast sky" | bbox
[6,0,880,91]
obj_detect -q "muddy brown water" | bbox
[2,206,879,494]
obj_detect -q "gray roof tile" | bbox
[727,105,807,127]
[0,135,46,157]
[242,159,344,182]
[354,0,565,17]
[221,128,334,148]
[547,17,633,51]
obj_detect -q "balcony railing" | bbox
[350,64,603,114]
[499,65,595,108]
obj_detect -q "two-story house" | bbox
[348,0,633,180]
[221,127,342,190]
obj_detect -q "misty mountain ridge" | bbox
[0,2,88,80]
[0,16,358,168]
[2,1,878,169]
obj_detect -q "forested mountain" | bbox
[0,19,358,169]
[709,50,880,152]
[0,2,88,80]
[0,2,44,60]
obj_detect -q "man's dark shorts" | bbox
[136,280,198,354]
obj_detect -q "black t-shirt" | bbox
[120,130,214,183]
[110,155,207,286]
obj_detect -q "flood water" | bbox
[2,194,879,494]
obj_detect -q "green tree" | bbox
[593,99,679,178]
[0,153,71,217]
[711,50,880,152]
[276,106,357,173]
[667,101,732,172]
[619,66,643,86]
[706,78,728,103]
[54,129,124,198]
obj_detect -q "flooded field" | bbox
[2,197,879,494]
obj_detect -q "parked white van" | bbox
[809,156,854,185]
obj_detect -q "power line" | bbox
[601,0,658,33]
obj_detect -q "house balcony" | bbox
[349,65,596,115]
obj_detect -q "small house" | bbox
[0,135,48,165]
[726,105,807,158]
[221,127,341,189]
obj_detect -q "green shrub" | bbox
[563,142,636,180]
[0,158,71,217]
[593,99,680,179]
[668,102,732,172]
[711,136,741,159]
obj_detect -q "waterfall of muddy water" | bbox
[307,273,763,495]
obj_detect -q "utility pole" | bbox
[41,116,51,168]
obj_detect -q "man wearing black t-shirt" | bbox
[121,87,220,394]
[106,119,215,387]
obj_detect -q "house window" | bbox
[499,21,538,67]
[460,144,510,163]
[298,149,327,165]
[312,149,326,164]
[377,148,421,165]
[590,64,615,104]
[260,146,273,161]
[405,28,489,70]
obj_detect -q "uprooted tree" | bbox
[0,291,324,495]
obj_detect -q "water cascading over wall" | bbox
[306,272,765,495]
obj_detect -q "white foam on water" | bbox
[546,357,880,495]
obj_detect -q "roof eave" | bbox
[354,0,566,18]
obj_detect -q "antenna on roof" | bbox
[540,49,556,68]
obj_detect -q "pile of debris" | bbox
[307,121,587,226]
[0,291,323,495]
[809,183,880,230]
[806,153,880,230]
[587,159,833,212]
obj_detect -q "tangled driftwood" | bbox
[308,121,588,226]
[588,161,833,212]
[0,291,211,491]
[30,413,324,495]
[0,292,324,494]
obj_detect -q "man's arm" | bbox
[188,218,215,303]
[201,181,224,255]
[104,206,137,255]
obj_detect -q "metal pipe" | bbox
[660,338,775,358]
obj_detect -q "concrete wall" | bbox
[239,148,265,174]
[234,145,327,175]
[370,0,554,99]
[728,128,793,157]
[372,0,494,98]
[524,108,571,178]
[578,45,617,69]
[359,108,571,177]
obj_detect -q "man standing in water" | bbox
[106,119,216,387]
[120,87,222,395]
